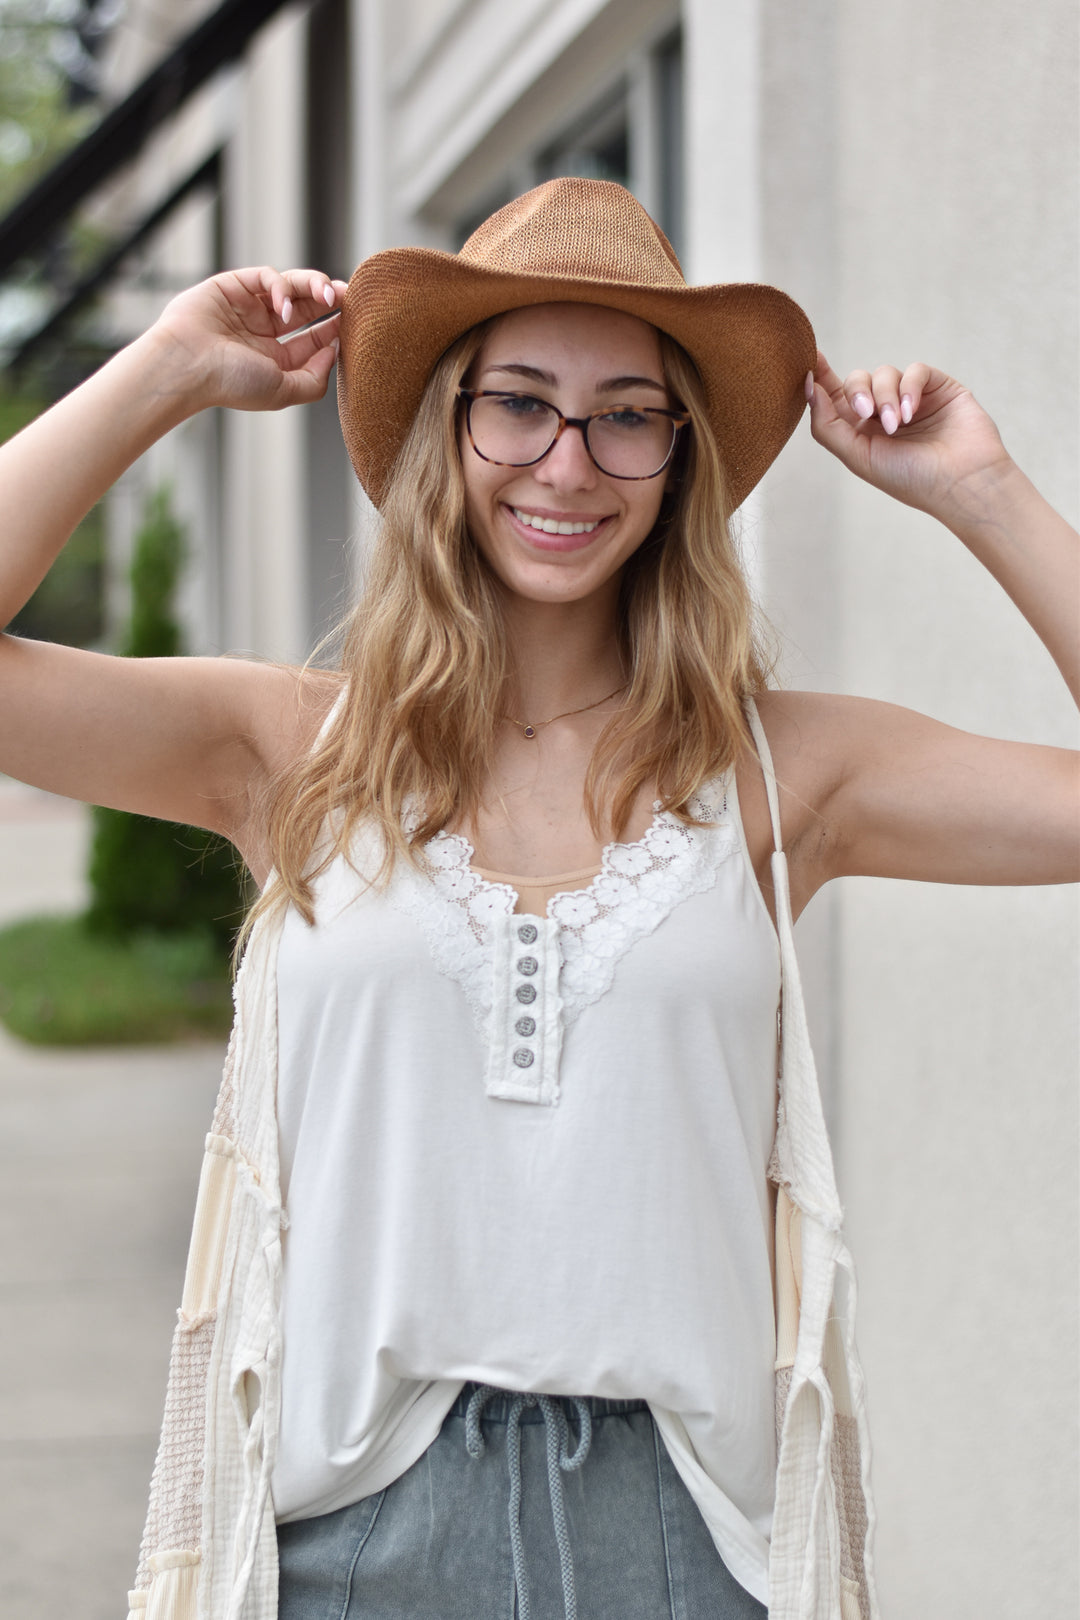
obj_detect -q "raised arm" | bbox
[747,355,1079,915]
[0,268,347,851]
[808,355,1079,704]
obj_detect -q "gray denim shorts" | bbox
[276,1383,767,1620]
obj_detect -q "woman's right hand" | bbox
[152,266,350,415]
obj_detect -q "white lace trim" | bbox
[552,783,736,1023]
[390,780,738,1037]
[390,838,517,1033]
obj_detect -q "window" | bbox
[654,30,683,257]
[535,84,629,189]
[456,28,683,260]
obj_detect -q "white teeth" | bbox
[511,508,603,535]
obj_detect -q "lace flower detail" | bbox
[551,788,739,1023]
[641,821,687,858]
[388,781,739,1037]
[590,871,638,909]
[550,890,600,927]
[466,887,512,926]
[425,834,468,873]
[606,841,653,877]
[389,831,516,1032]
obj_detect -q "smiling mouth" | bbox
[509,506,609,536]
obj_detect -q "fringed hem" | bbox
[127,1551,200,1620]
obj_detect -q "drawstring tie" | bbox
[464,1384,592,1620]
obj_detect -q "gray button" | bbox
[515,1015,536,1037]
[513,1047,535,1068]
[515,983,537,1005]
[516,955,538,976]
[517,923,538,944]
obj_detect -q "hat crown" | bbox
[458,177,686,290]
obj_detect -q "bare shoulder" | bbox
[733,690,839,919]
[738,688,849,825]
[224,661,344,877]
[736,688,927,918]
[750,687,937,793]
[238,660,345,776]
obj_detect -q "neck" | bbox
[500,583,626,720]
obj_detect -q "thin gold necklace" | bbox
[503,683,627,740]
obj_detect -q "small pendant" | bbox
[523,725,536,739]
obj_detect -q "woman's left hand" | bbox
[807,352,1015,523]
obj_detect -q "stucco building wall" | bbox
[750,5,1078,1611]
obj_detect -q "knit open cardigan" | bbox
[126,706,880,1620]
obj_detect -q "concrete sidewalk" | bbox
[0,787,225,1618]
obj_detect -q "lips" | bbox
[511,507,605,536]
[502,504,613,552]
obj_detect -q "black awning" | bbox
[7,150,222,371]
[0,0,295,280]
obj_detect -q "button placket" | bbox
[510,926,539,1071]
[485,913,562,1104]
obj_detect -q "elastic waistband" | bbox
[450,1381,647,1424]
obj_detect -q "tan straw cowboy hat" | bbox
[338,177,815,511]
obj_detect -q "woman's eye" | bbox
[496,394,548,417]
[600,408,651,431]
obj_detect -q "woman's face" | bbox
[459,303,673,607]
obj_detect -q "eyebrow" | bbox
[481,362,668,395]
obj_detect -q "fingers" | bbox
[249,268,345,404]
[270,330,341,409]
[226,267,346,330]
[839,366,897,434]
[821,362,933,436]
[898,361,931,423]
[276,269,346,329]
[811,350,844,398]
[806,369,863,460]
[807,351,854,427]
[806,350,934,464]
[277,311,341,370]
[283,337,341,406]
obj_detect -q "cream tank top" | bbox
[273,772,781,1604]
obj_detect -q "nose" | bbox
[535,420,598,491]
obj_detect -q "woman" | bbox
[1,180,1075,1620]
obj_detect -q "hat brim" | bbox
[338,246,815,512]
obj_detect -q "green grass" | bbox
[0,915,234,1046]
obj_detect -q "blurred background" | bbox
[0,1,1076,1614]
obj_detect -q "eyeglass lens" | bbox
[468,394,676,478]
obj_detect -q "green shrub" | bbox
[0,916,232,1045]
[122,487,183,659]
[85,811,247,950]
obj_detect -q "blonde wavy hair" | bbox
[247,315,773,935]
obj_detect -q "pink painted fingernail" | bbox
[323,284,335,307]
[880,404,898,435]
[900,395,913,424]
[281,297,293,324]
[852,392,874,420]
[805,371,814,403]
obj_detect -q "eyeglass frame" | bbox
[456,388,691,481]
